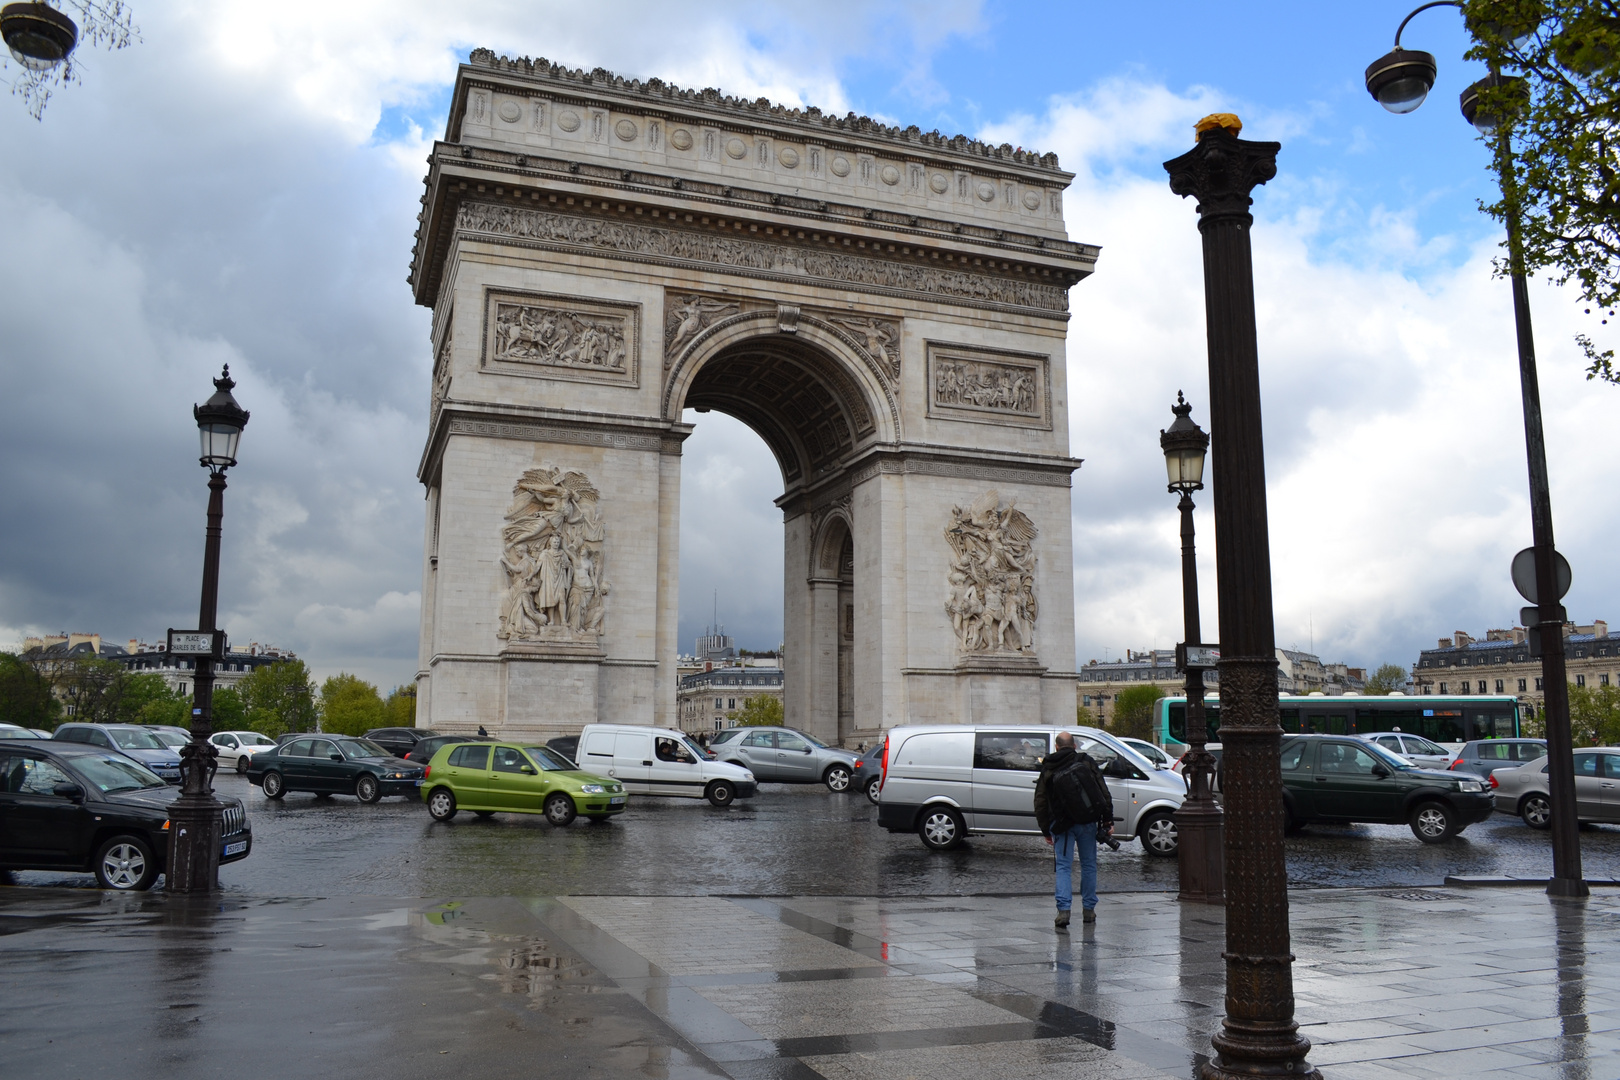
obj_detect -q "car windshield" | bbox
[110,728,167,750]
[242,733,277,746]
[522,746,576,771]
[73,753,168,793]
[710,729,742,744]
[1361,741,1417,770]
[791,729,829,748]
[338,739,390,760]
[681,737,714,760]
[0,726,42,739]
[151,730,190,748]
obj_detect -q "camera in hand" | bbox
[1101,825,1120,851]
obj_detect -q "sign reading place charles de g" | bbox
[409,49,1098,744]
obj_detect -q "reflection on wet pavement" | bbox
[11,774,1616,897]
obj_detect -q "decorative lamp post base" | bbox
[1204,1018,1321,1080]
[166,794,224,893]
[1174,796,1225,905]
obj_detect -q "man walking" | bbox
[1034,731,1113,928]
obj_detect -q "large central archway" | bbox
[409,51,1095,743]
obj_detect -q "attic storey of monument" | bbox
[409,50,1098,744]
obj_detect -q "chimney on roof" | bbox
[128,639,138,653]
[68,633,101,652]
[1453,631,1473,648]
[1596,620,1608,639]
[1439,638,1452,649]
[1512,627,1527,644]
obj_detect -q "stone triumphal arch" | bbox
[410,50,1097,745]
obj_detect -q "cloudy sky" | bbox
[2,0,1613,691]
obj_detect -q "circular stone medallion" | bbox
[977,181,997,202]
[725,138,748,160]
[929,172,950,194]
[615,119,638,142]
[830,156,851,177]
[497,100,521,123]
[557,110,581,132]
[669,128,693,151]
[777,146,800,168]
[879,164,901,186]
[1023,189,1043,210]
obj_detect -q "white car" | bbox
[209,730,280,773]
[1119,737,1176,770]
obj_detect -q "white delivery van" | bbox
[875,725,1186,854]
[576,724,757,806]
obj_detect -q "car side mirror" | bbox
[802,746,813,754]
[329,753,343,761]
[520,765,536,775]
[53,782,84,801]
[1371,764,1390,778]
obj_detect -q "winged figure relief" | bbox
[666,295,739,356]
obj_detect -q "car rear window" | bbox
[448,745,490,769]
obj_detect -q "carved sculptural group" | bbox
[493,302,628,372]
[944,490,1038,654]
[498,466,611,642]
[934,358,1037,415]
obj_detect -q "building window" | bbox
[1576,675,1586,687]
[715,698,723,709]
[1495,680,1504,693]
[727,698,736,710]
[1603,674,1611,687]
[1518,679,1527,692]
[1535,678,1544,691]
[1439,682,1448,693]
[1477,680,1486,693]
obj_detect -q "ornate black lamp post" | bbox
[1165,114,1318,1080]
[1160,392,1222,905]
[167,366,249,894]
[1365,2,1586,900]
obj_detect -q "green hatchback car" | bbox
[421,742,627,826]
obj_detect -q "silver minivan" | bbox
[875,725,1186,855]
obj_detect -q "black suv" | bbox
[1280,735,1494,843]
[0,739,252,889]
[363,727,441,759]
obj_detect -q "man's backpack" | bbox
[1050,753,1111,826]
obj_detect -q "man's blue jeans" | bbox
[1053,821,1098,912]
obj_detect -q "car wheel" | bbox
[1282,798,1305,835]
[261,771,286,799]
[919,805,965,850]
[824,764,852,792]
[1139,811,1178,857]
[544,793,577,827]
[354,775,381,804]
[474,810,496,819]
[1520,793,1552,830]
[1410,801,1456,843]
[705,780,736,807]
[234,756,249,775]
[427,787,457,821]
[94,835,159,891]
[865,776,882,805]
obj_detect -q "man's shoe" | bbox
[1054,909,1071,928]
[1081,908,1096,924]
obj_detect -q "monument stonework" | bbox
[411,50,1098,744]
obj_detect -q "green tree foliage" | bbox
[235,659,317,739]
[1567,682,1620,745]
[1463,1,1620,381]
[728,694,785,727]
[0,652,61,729]
[380,684,418,728]
[1110,684,1167,742]
[212,686,247,731]
[50,657,130,723]
[319,674,385,737]
[119,673,189,727]
[1363,663,1411,695]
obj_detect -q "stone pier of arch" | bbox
[410,49,1098,746]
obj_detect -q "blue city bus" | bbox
[1155,693,1522,750]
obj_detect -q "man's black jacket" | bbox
[1033,745,1113,838]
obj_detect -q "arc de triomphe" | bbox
[411,50,1097,745]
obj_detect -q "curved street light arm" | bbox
[1394,0,1461,47]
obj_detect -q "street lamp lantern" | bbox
[1365,47,1438,113]
[1460,72,1524,134]
[1160,391,1209,493]
[194,366,249,469]
[0,2,78,71]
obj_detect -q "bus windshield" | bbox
[1161,695,1519,747]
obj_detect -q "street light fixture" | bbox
[0,2,77,70]
[1364,1,1587,901]
[1160,392,1222,906]
[167,366,249,894]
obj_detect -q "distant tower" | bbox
[696,590,735,661]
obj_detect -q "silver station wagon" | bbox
[708,727,861,792]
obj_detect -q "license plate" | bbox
[222,841,247,857]
[414,779,425,786]
[609,796,626,805]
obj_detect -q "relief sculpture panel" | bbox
[497,466,611,644]
[483,290,639,387]
[944,490,1038,655]
[926,342,1050,429]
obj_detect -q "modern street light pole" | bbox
[1160,393,1222,905]
[1165,114,1317,1080]
[167,366,249,894]
[1364,1,1586,900]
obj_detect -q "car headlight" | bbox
[580,784,606,794]
[1458,780,1484,793]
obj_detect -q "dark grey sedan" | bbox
[709,727,860,791]
[1446,738,1548,779]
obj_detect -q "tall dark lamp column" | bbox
[1160,392,1222,905]
[167,366,249,894]
[1364,1,1586,899]
[1165,114,1317,1080]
